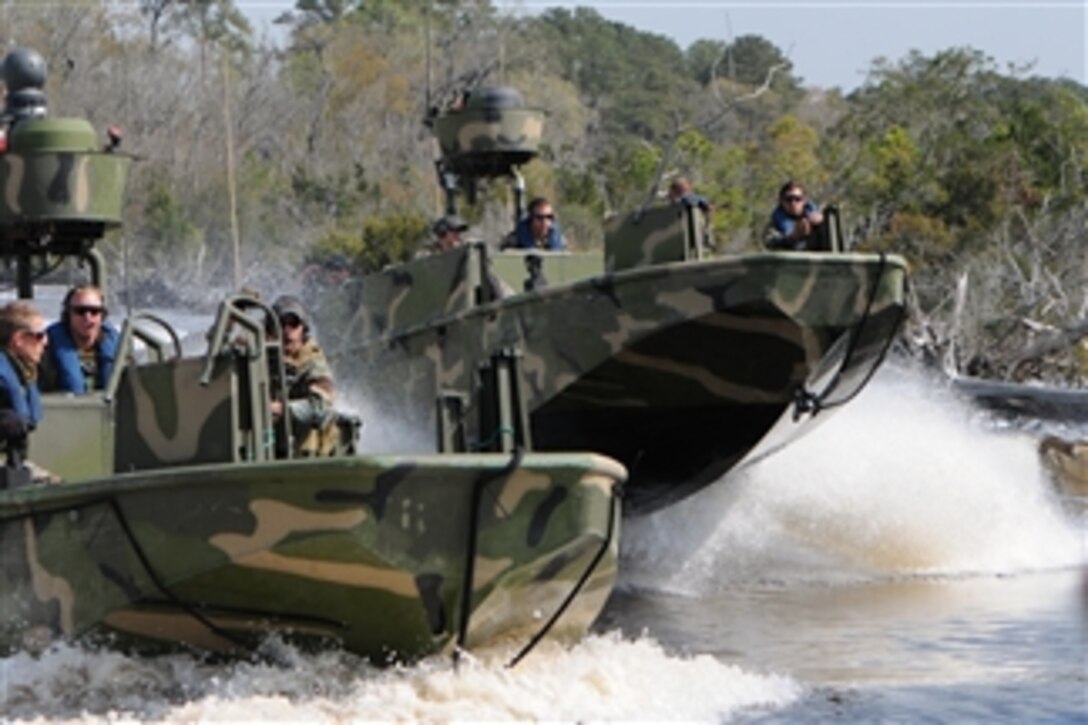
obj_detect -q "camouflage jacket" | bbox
[283,339,335,428]
[414,240,453,259]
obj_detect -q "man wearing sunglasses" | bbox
[0,300,47,429]
[765,180,825,251]
[0,300,57,483]
[507,197,566,251]
[40,285,120,394]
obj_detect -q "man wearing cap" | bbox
[269,295,341,457]
[419,214,469,257]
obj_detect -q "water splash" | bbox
[0,634,800,721]
[340,381,434,454]
[621,364,1085,595]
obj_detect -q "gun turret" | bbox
[0,48,130,298]
[430,86,543,221]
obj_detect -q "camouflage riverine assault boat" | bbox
[318,87,910,514]
[0,50,623,664]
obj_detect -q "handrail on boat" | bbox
[103,312,183,404]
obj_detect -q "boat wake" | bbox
[620,363,1085,595]
[0,634,800,721]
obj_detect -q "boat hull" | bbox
[345,251,908,513]
[0,453,623,663]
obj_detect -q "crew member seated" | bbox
[667,175,715,252]
[503,197,566,251]
[764,180,825,251]
[0,301,57,485]
[39,285,119,394]
[418,214,469,257]
[267,295,341,457]
[667,175,712,215]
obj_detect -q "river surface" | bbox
[1,362,1084,722]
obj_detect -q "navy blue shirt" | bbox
[512,217,566,250]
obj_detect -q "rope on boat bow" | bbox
[453,445,525,669]
[505,478,620,669]
[792,252,904,420]
[451,445,623,669]
[107,497,259,655]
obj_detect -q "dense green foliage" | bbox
[3,1,1085,380]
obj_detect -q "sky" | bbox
[241,1,1087,91]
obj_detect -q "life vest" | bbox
[513,218,565,250]
[0,351,41,429]
[46,321,120,394]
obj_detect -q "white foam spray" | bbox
[621,363,1085,595]
[0,635,801,721]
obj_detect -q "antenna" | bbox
[425,6,433,119]
[222,53,241,291]
[498,18,505,84]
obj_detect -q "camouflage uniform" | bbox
[414,240,446,259]
[281,339,337,457]
[272,295,341,457]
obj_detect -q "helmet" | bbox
[272,295,307,328]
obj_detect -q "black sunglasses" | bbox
[533,213,555,221]
[72,305,106,317]
[783,194,804,202]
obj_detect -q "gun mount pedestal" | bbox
[436,347,533,454]
[0,66,130,298]
[430,86,543,226]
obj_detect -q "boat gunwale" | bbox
[0,451,627,517]
[371,250,910,344]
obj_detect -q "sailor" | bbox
[0,301,57,483]
[667,175,712,214]
[765,180,825,251]
[39,285,120,394]
[666,175,714,250]
[269,295,341,457]
[505,197,566,251]
[0,301,45,429]
[419,214,469,257]
[420,215,515,299]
